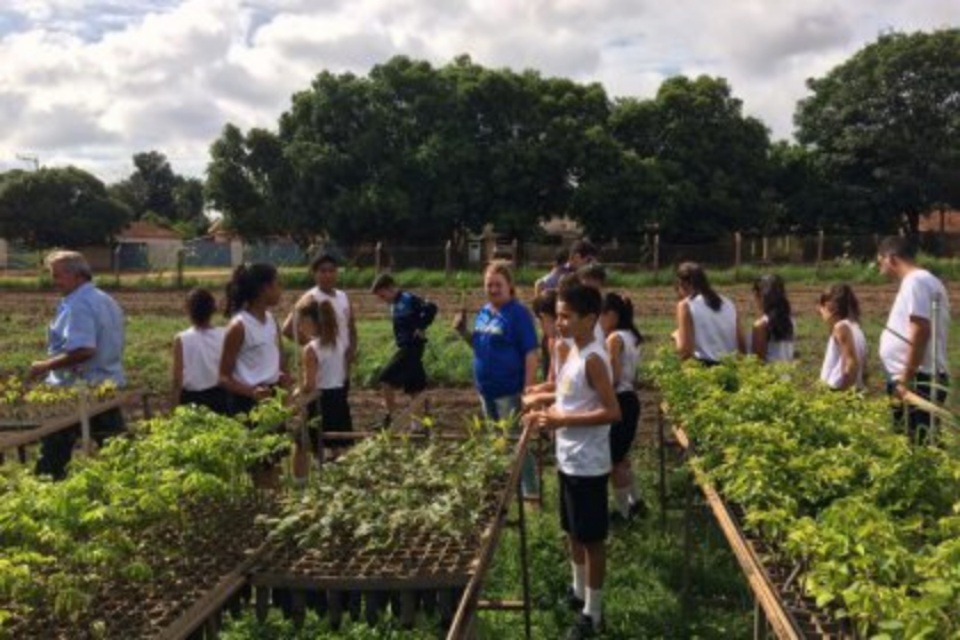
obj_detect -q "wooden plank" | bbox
[0,390,141,453]
[672,424,803,640]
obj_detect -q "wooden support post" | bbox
[445,240,453,280]
[734,232,742,278]
[816,230,824,277]
[328,590,344,630]
[516,474,533,640]
[176,248,185,289]
[113,244,122,287]
[762,236,769,263]
[653,231,661,282]
[255,587,270,623]
[658,405,668,530]
[400,591,417,629]
[365,591,385,627]
[374,242,383,273]
[79,389,92,455]
[291,589,306,630]
[681,463,694,618]
[512,238,520,268]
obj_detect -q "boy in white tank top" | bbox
[528,282,621,637]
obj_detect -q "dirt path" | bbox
[0,282,949,321]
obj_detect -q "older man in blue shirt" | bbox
[28,250,126,479]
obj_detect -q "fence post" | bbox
[374,241,383,273]
[734,232,742,279]
[176,248,185,289]
[653,231,661,283]
[762,236,769,264]
[816,230,824,278]
[113,244,122,287]
[445,240,453,280]
[512,238,520,268]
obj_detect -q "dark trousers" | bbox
[35,407,126,480]
[888,372,949,445]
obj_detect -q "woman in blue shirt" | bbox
[455,261,540,497]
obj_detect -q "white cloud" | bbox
[0,0,957,178]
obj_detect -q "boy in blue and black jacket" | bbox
[371,273,438,430]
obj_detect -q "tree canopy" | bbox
[110,151,207,236]
[0,167,131,248]
[146,31,960,247]
[796,28,960,235]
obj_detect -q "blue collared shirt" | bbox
[46,282,126,387]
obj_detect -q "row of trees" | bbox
[0,28,957,249]
[207,28,960,245]
[0,151,206,248]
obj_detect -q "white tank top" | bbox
[762,315,796,363]
[309,338,348,390]
[309,287,352,354]
[612,330,640,393]
[555,338,613,476]
[688,294,738,362]
[820,319,867,390]
[177,326,225,391]
[233,310,281,387]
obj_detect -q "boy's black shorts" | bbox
[378,344,427,394]
[610,391,640,464]
[558,470,610,544]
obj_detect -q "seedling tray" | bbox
[1,494,276,640]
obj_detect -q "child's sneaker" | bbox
[563,613,602,639]
[564,586,585,612]
[630,499,649,520]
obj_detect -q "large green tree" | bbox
[795,29,960,235]
[611,77,772,240]
[207,55,609,246]
[111,151,207,234]
[0,167,131,248]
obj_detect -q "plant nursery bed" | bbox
[1,495,277,640]
[672,423,851,640]
[0,390,142,453]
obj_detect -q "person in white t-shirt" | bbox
[817,284,868,391]
[527,282,621,638]
[673,262,744,364]
[283,253,358,429]
[172,288,227,414]
[876,236,950,442]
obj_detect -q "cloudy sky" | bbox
[0,0,957,181]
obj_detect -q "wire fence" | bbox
[2,231,956,274]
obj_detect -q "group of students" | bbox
[166,236,948,638]
[674,236,950,416]
[671,235,949,443]
[171,254,439,484]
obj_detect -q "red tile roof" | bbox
[119,220,182,240]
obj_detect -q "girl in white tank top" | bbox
[172,288,227,413]
[219,264,287,411]
[674,262,743,363]
[818,284,867,391]
[600,292,646,520]
[750,274,796,364]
